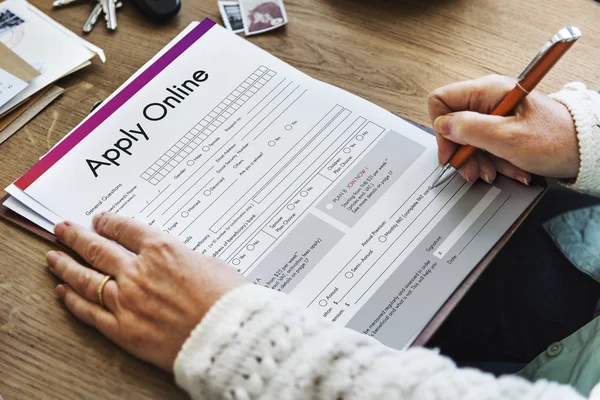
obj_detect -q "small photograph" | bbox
[0,9,25,36]
[218,1,244,33]
[238,0,288,36]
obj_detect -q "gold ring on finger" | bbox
[97,275,112,308]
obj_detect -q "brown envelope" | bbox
[0,85,63,144]
[0,42,39,82]
[0,85,49,131]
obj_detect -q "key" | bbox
[101,0,118,30]
[83,1,122,33]
[82,3,102,33]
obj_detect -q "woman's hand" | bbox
[46,212,247,372]
[428,74,580,184]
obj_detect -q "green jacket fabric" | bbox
[517,206,600,397]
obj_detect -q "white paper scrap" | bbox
[0,67,27,108]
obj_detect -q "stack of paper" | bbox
[0,0,104,143]
[1,20,542,351]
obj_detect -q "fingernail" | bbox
[56,284,66,299]
[434,115,453,136]
[483,173,492,184]
[54,221,71,239]
[462,171,473,183]
[46,251,59,266]
[92,214,101,230]
[519,175,530,186]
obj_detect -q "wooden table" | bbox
[1,0,599,398]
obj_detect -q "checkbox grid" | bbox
[141,66,277,185]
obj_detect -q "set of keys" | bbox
[53,0,120,33]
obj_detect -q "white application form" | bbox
[6,19,543,349]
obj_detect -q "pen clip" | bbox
[518,26,581,82]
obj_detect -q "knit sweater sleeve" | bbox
[174,284,585,400]
[549,83,600,196]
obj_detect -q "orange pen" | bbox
[432,26,582,188]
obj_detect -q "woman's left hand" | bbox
[47,212,247,372]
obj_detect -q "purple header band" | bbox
[16,18,216,190]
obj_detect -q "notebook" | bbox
[0,19,545,349]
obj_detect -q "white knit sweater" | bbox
[174,84,600,400]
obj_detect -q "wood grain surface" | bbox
[1,0,599,398]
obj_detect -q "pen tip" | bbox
[432,164,457,188]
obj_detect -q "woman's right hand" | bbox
[428,74,580,184]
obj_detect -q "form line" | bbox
[161,166,215,217]
[390,167,438,220]
[254,87,306,140]
[307,249,362,308]
[247,77,286,115]
[179,179,239,236]
[459,195,511,255]
[241,81,293,140]
[163,177,216,225]
[146,165,209,218]
[252,107,346,203]
[349,176,464,305]
[139,184,171,213]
